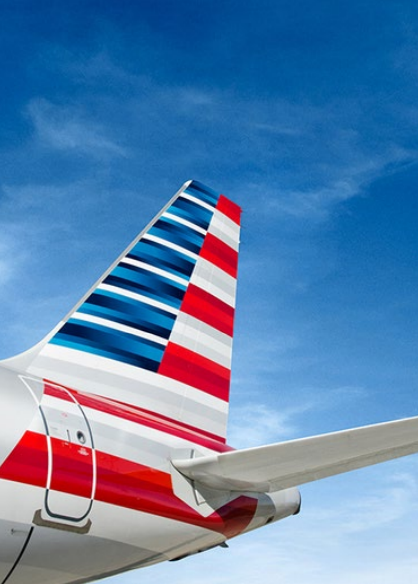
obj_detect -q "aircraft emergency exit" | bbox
[1,180,418,584]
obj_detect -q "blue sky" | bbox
[1,0,418,581]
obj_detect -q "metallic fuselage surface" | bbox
[0,366,300,584]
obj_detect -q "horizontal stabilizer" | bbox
[173,416,418,493]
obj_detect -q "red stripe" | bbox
[0,430,93,498]
[71,389,232,450]
[0,430,48,487]
[1,431,257,537]
[199,233,238,278]
[93,450,257,536]
[218,496,259,538]
[44,383,74,402]
[217,195,241,225]
[158,343,230,401]
[44,380,230,449]
[180,283,234,336]
[49,437,94,498]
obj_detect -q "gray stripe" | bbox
[191,259,237,299]
[29,355,227,437]
[170,313,232,369]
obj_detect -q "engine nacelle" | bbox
[239,487,301,535]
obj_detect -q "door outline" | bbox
[39,385,96,523]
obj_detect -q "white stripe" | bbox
[170,314,232,369]
[143,233,198,261]
[81,408,220,483]
[164,212,206,236]
[180,193,214,212]
[86,410,173,471]
[28,341,229,439]
[190,258,237,307]
[121,257,189,287]
[72,312,168,346]
[32,344,228,414]
[43,391,178,456]
[209,210,240,252]
[86,406,220,454]
[30,357,229,439]
[98,283,179,315]
[29,350,229,438]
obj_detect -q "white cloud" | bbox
[247,145,417,222]
[26,51,418,227]
[227,402,310,448]
[27,98,127,157]
[308,470,418,536]
[338,474,417,534]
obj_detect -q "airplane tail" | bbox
[3,180,241,444]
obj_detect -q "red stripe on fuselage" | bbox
[49,438,94,498]
[44,383,74,402]
[95,448,257,537]
[0,430,48,487]
[0,429,256,537]
[44,382,230,449]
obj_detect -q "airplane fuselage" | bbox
[0,365,301,584]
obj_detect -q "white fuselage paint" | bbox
[0,365,301,584]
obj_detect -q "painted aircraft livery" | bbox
[1,180,418,584]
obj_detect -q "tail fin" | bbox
[4,180,241,443]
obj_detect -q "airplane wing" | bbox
[172,416,418,493]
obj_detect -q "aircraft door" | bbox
[39,384,96,524]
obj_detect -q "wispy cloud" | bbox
[26,49,418,225]
[310,470,418,536]
[27,98,128,157]
[338,472,417,533]
[259,147,418,221]
[227,402,312,448]
[227,384,369,448]
[0,178,138,357]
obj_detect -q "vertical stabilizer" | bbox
[4,181,241,443]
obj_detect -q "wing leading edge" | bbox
[173,416,418,493]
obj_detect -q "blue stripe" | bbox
[115,262,185,296]
[104,272,184,309]
[79,290,175,339]
[186,181,219,206]
[52,320,165,370]
[169,197,213,230]
[160,216,205,246]
[51,336,160,372]
[68,319,165,360]
[149,217,204,254]
[127,239,195,278]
